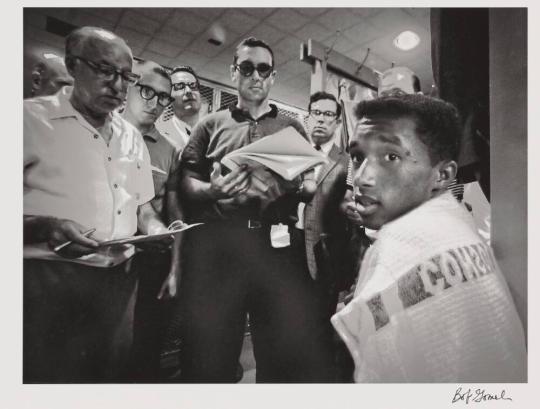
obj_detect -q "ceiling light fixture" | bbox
[393,30,420,51]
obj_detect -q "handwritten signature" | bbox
[452,387,513,404]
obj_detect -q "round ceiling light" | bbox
[393,30,420,51]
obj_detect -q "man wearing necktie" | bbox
[292,92,354,379]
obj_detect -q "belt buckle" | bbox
[248,219,262,229]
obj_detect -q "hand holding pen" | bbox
[48,219,99,258]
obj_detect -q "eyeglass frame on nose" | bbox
[233,61,274,79]
[172,81,200,92]
[309,109,338,120]
[135,83,175,107]
[68,55,140,85]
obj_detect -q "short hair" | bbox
[308,91,342,118]
[354,94,462,163]
[134,59,171,86]
[412,75,421,93]
[171,65,200,84]
[233,37,275,67]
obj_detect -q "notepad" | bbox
[98,222,203,247]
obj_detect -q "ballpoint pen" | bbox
[53,228,97,253]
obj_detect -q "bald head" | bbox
[64,26,136,121]
[30,52,73,97]
[65,26,132,62]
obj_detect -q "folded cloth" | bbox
[331,192,526,383]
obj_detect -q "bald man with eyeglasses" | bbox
[23,27,163,382]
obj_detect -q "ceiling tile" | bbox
[266,9,310,32]
[317,9,362,32]
[169,51,209,71]
[139,50,169,65]
[119,10,162,35]
[349,8,384,19]
[366,8,420,36]
[115,27,152,50]
[86,8,124,24]
[186,37,224,58]
[24,27,65,49]
[35,8,74,22]
[243,8,277,19]
[247,23,286,45]
[69,11,115,32]
[295,22,334,44]
[153,27,193,49]
[168,10,210,35]
[341,21,385,46]
[145,38,183,59]
[189,8,226,20]
[215,9,260,35]
[140,8,175,23]
[293,8,329,18]
[273,35,304,58]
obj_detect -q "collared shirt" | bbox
[296,138,335,230]
[142,126,181,220]
[24,86,154,266]
[181,103,308,222]
[155,114,192,151]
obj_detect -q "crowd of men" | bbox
[23,25,526,384]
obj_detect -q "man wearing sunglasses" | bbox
[179,37,332,383]
[23,27,157,382]
[156,65,202,150]
[122,59,184,381]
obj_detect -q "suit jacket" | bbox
[302,144,350,282]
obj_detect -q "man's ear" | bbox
[432,160,458,194]
[65,56,76,76]
[31,63,45,94]
[230,64,237,82]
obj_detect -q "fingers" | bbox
[64,223,99,248]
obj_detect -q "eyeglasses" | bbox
[310,110,338,120]
[136,84,175,107]
[234,61,274,79]
[70,55,140,85]
[172,81,200,92]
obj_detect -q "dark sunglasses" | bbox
[172,81,200,92]
[70,55,140,85]
[136,84,175,107]
[234,61,274,79]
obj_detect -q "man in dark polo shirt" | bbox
[179,37,334,383]
[122,59,183,381]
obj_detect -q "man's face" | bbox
[70,38,133,115]
[171,71,201,118]
[231,46,275,104]
[350,116,439,230]
[125,70,171,129]
[33,59,73,97]
[308,98,340,146]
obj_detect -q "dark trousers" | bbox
[179,222,335,383]
[23,259,137,383]
[128,250,173,382]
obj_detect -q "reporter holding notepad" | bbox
[178,37,334,383]
[23,27,161,383]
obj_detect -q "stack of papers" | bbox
[221,126,327,181]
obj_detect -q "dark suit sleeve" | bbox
[180,119,212,180]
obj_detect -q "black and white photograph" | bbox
[4,1,537,408]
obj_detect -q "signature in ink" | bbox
[452,387,513,404]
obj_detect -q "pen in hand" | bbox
[53,228,97,253]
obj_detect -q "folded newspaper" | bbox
[221,126,327,181]
[98,222,203,247]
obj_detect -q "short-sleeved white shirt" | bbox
[24,87,154,244]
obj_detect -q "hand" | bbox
[209,162,251,200]
[343,200,365,226]
[157,268,179,300]
[48,219,99,258]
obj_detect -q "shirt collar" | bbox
[317,139,335,156]
[143,126,163,142]
[229,103,278,122]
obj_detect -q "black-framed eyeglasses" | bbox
[70,55,140,85]
[310,109,338,120]
[136,84,175,107]
[172,81,200,92]
[234,61,274,79]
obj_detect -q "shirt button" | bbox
[94,134,99,139]
[137,163,141,169]
[135,193,140,200]
[108,157,112,162]
[113,183,118,189]
[117,210,122,215]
